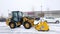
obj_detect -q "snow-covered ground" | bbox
[0,22,60,34]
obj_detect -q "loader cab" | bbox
[11,11,23,22]
[8,11,23,28]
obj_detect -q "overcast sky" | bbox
[0,0,60,17]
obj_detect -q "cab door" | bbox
[12,11,19,22]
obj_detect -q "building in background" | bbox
[23,10,60,18]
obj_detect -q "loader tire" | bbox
[9,22,16,29]
[24,22,31,29]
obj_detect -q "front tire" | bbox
[23,22,31,29]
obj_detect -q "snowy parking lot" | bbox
[0,22,60,34]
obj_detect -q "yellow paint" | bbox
[25,23,30,28]
[6,18,10,26]
[35,21,49,31]
[6,17,35,28]
[23,17,34,27]
[16,22,21,26]
[11,23,14,27]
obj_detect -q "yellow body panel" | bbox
[23,17,34,26]
[6,16,12,26]
[35,21,49,31]
[6,18,10,26]
[6,17,34,27]
[16,22,21,26]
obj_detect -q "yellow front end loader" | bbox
[6,11,49,31]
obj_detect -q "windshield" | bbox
[19,12,23,17]
[46,17,54,19]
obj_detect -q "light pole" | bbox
[41,4,42,12]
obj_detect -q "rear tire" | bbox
[23,22,31,29]
[9,22,16,29]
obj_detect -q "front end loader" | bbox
[6,11,34,29]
